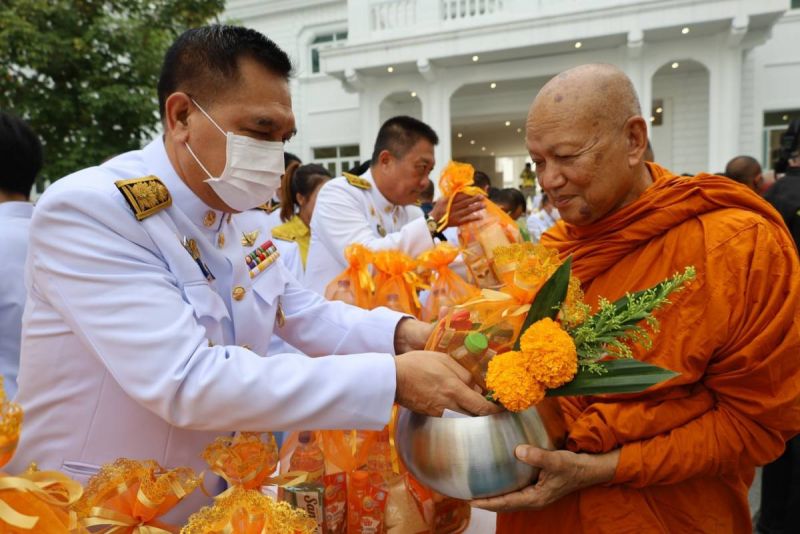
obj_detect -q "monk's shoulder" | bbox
[696,207,777,253]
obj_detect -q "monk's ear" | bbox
[625,116,649,167]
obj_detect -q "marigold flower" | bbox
[519,317,578,388]
[486,351,546,412]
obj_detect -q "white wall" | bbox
[226,0,360,163]
[743,10,800,165]
[651,68,711,174]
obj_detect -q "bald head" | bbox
[724,155,762,192]
[530,64,641,129]
[525,64,652,226]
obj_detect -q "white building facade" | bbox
[226,0,800,185]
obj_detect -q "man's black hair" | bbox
[157,25,293,119]
[490,188,526,212]
[370,116,438,165]
[0,112,42,198]
[284,151,301,169]
[473,170,491,191]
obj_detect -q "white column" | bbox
[708,17,747,171]
[359,89,380,165]
[347,0,371,44]
[624,29,652,133]
[422,82,452,186]
[708,47,743,171]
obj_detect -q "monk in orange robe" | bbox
[472,64,800,533]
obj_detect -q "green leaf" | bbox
[512,256,572,350]
[545,359,678,397]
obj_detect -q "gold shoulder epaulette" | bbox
[343,172,371,190]
[115,176,171,221]
[256,201,280,214]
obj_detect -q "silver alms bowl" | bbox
[395,399,566,500]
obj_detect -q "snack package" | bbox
[284,482,326,533]
[416,243,480,323]
[372,250,425,317]
[347,471,388,534]
[437,161,522,288]
[325,244,374,309]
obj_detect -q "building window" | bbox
[792,0,800,9]
[763,110,800,168]
[313,144,360,176]
[310,31,348,74]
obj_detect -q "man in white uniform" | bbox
[11,25,496,521]
[305,116,483,293]
[0,112,42,398]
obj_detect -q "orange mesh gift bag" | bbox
[0,377,83,533]
[73,458,202,533]
[324,244,374,309]
[372,250,425,317]
[416,244,479,323]
[437,161,522,289]
[425,243,584,392]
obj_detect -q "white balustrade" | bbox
[370,0,417,32]
[441,0,505,21]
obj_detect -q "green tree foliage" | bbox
[0,0,225,187]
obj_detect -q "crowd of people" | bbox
[1,23,800,533]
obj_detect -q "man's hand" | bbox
[471,446,620,512]
[394,318,434,354]
[395,351,502,417]
[429,193,484,228]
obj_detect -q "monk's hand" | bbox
[471,446,620,512]
[395,351,502,417]
[394,318,434,353]
[429,193,484,228]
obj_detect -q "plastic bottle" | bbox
[449,332,488,376]
[290,431,325,482]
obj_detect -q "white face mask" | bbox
[184,99,284,212]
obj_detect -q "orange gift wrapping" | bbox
[202,432,310,495]
[73,458,202,533]
[436,161,522,288]
[281,412,469,533]
[180,486,317,534]
[324,244,375,309]
[0,377,83,533]
[372,250,426,317]
[424,243,583,391]
[416,244,480,323]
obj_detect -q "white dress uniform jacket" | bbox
[305,168,434,294]
[11,138,401,521]
[0,201,33,399]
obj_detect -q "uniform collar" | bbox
[143,137,224,231]
[0,200,34,219]
[364,167,400,215]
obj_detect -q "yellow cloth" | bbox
[271,215,310,267]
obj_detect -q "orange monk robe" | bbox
[498,163,800,533]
